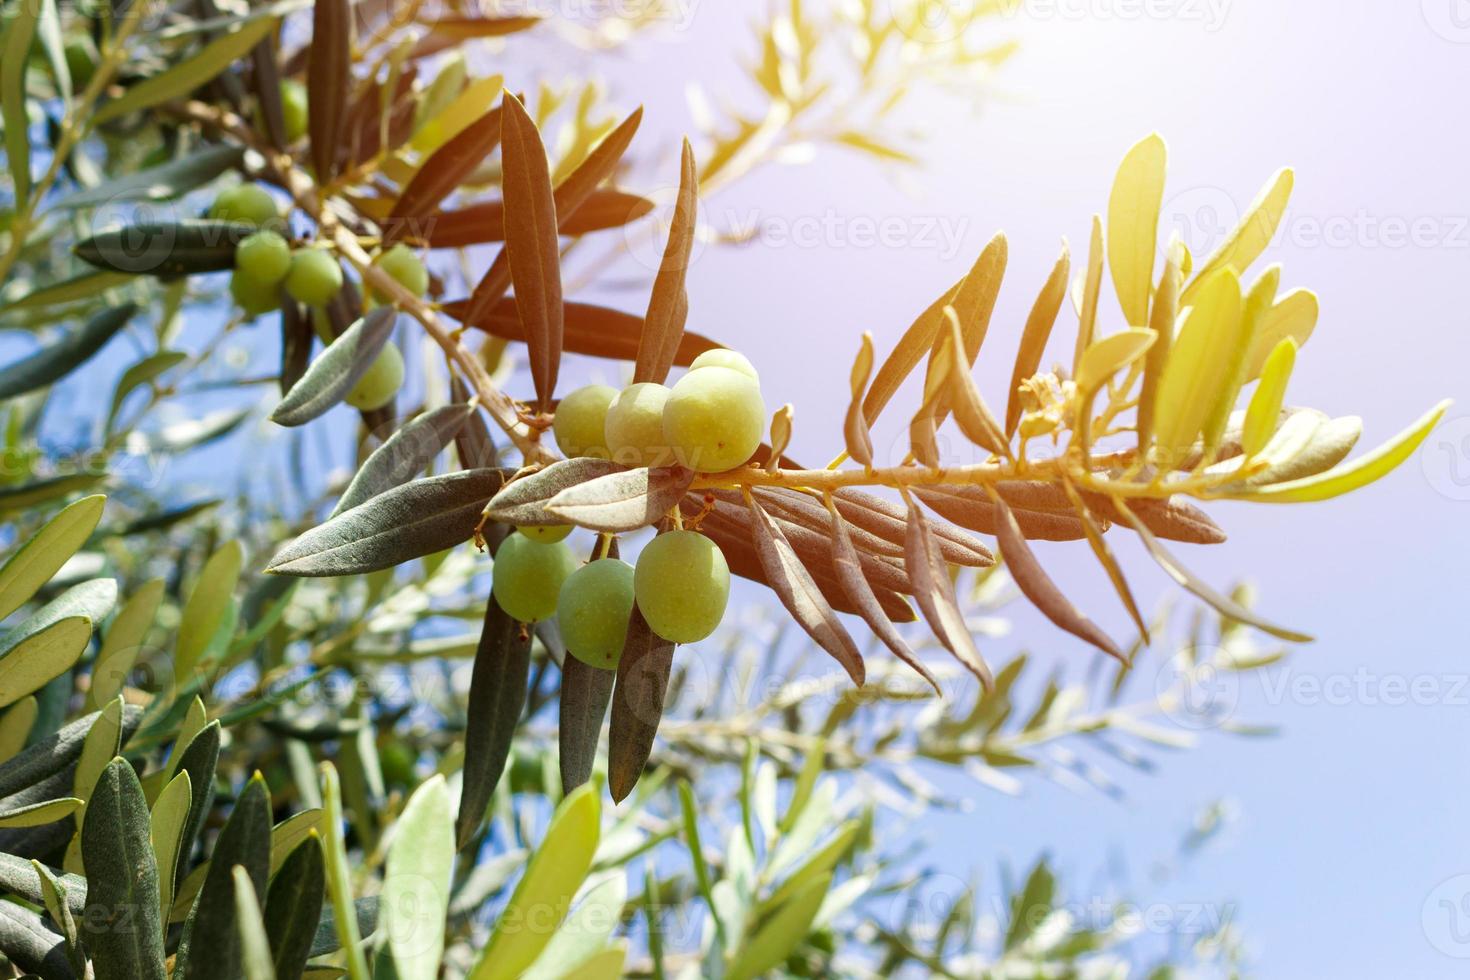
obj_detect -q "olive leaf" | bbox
[279,302,312,396]
[500,93,563,412]
[149,771,192,920]
[904,501,992,689]
[409,14,543,57]
[75,221,257,277]
[86,578,164,711]
[607,606,675,804]
[914,485,1090,542]
[726,873,831,980]
[456,595,532,850]
[634,139,698,386]
[334,404,472,515]
[1137,236,1186,453]
[1245,288,1318,380]
[863,264,968,427]
[0,796,82,827]
[745,495,864,686]
[175,774,271,980]
[1151,268,1245,464]
[231,867,275,980]
[272,468,510,576]
[830,489,994,567]
[1181,167,1294,306]
[843,333,876,466]
[544,466,694,533]
[0,304,136,400]
[94,16,280,124]
[175,539,241,682]
[54,145,245,210]
[271,308,397,427]
[0,269,134,314]
[0,707,137,800]
[560,656,614,795]
[250,25,287,150]
[264,838,326,980]
[169,722,221,894]
[389,104,506,239]
[987,490,1125,662]
[427,189,652,247]
[1005,243,1070,437]
[1,0,37,207]
[0,618,92,710]
[307,0,350,180]
[1072,216,1106,371]
[0,494,105,621]
[451,296,723,366]
[824,495,936,693]
[482,457,625,526]
[384,775,453,980]
[0,474,106,514]
[107,350,188,432]
[80,759,166,980]
[0,902,73,978]
[928,233,1006,429]
[941,309,1010,457]
[1242,338,1297,456]
[1106,133,1167,327]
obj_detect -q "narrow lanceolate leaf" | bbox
[169,722,221,895]
[909,324,954,468]
[905,502,992,689]
[942,309,1009,457]
[1182,167,1294,305]
[520,873,627,980]
[95,17,280,124]
[251,27,286,150]
[2,0,40,205]
[1137,236,1185,453]
[1073,215,1106,371]
[545,466,694,533]
[269,469,510,577]
[0,269,132,313]
[824,496,936,693]
[607,607,675,804]
[456,595,532,850]
[844,333,876,466]
[0,304,136,399]
[108,351,189,432]
[863,267,966,426]
[1117,501,1312,642]
[501,93,563,412]
[150,771,192,920]
[265,839,326,980]
[31,857,82,977]
[307,0,349,180]
[232,867,276,980]
[1107,133,1167,327]
[831,489,994,567]
[0,796,81,827]
[914,485,1086,542]
[0,902,74,978]
[454,296,723,367]
[1242,339,1298,456]
[319,765,370,980]
[1151,268,1244,466]
[0,474,104,514]
[55,145,245,210]
[334,405,472,515]
[384,776,453,980]
[483,458,625,526]
[0,696,37,758]
[745,496,864,685]
[559,656,614,795]
[65,696,125,872]
[81,759,166,980]
[75,220,257,277]
[427,189,651,247]
[1075,329,1157,399]
[271,308,396,426]
[1005,243,1071,436]
[175,775,271,980]
[1201,266,1278,453]
[634,139,699,386]
[725,873,832,980]
[0,706,135,799]
[987,490,1125,661]
[389,105,506,239]
[175,540,242,681]
[0,494,104,622]
[1226,400,1451,503]
[929,233,1007,427]
[1245,288,1318,380]
[279,302,312,395]
[469,785,601,980]
[0,617,92,709]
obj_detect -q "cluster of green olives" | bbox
[491,526,731,669]
[553,350,767,473]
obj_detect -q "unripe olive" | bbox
[634,530,730,644]
[345,343,404,411]
[235,230,292,285]
[284,249,343,307]
[557,558,636,669]
[230,269,281,318]
[689,348,759,383]
[369,244,429,302]
[519,524,573,543]
[280,80,308,143]
[605,382,672,468]
[662,367,765,473]
[208,184,279,227]
[553,384,617,459]
[492,535,578,623]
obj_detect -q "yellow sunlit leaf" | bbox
[409,75,505,156]
[1181,167,1294,305]
[1075,328,1156,397]
[1151,268,1244,465]
[1107,133,1167,328]
[1245,288,1318,380]
[1241,338,1297,456]
[1072,215,1105,371]
[1200,265,1277,452]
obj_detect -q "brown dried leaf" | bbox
[929,233,1006,426]
[1061,480,1149,642]
[744,494,865,685]
[831,489,994,567]
[425,189,653,248]
[904,501,992,689]
[824,495,937,693]
[608,606,674,803]
[483,458,626,526]
[387,104,505,242]
[409,15,543,59]
[1082,492,1225,545]
[909,325,954,468]
[446,296,722,367]
[307,0,350,182]
[914,485,1091,542]
[862,279,963,426]
[499,93,562,412]
[987,489,1125,661]
[1005,243,1071,436]
[635,140,698,385]
[942,308,1010,457]
[844,333,876,467]
[545,466,694,533]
